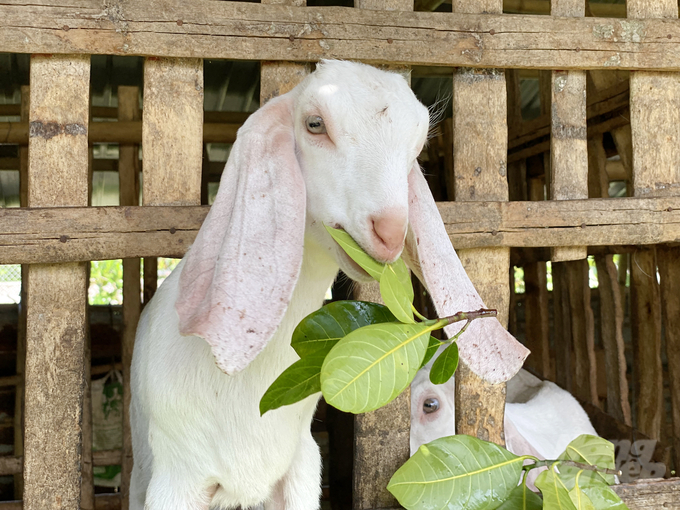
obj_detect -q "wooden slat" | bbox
[0,494,122,510]
[628,0,677,443]
[143,58,203,207]
[1,450,124,477]
[23,54,90,510]
[658,245,680,471]
[0,120,239,145]
[2,197,680,263]
[451,0,507,447]
[118,85,141,510]
[613,479,680,509]
[351,1,412,508]
[549,0,587,263]
[4,2,680,70]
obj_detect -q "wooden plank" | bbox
[0,120,240,145]
[549,0,587,263]
[1,450,124,477]
[451,0,506,447]
[118,85,141,510]
[658,245,680,472]
[14,84,29,501]
[23,54,90,510]
[627,0,676,444]
[0,494,123,510]
[5,2,680,70]
[588,133,631,426]
[351,1,412,507]
[142,57,203,207]
[504,0,628,17]
[613,478,680,509]
[3,197,680,263]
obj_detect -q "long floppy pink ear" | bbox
[175,93,306,375]
[404,166,529,384]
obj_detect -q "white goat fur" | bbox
[131,60,527,510]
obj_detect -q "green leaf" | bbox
[320,321,433,413]
[429,341,459,385]
[558,435,617,487]
[291,301,396,358]
[419,336,442,369]
[380,261,415,323]
[580,485,629,510]
[535,466,578,510]
[259,351,326,415]
[387,435,526,510]
[569,476,596,510]
[497,480,543,510]
[324,225,384,280]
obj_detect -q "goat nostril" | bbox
[372,211,407,258]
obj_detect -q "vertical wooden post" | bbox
[350,1,413,508]
[141,57,203,510]
[23,53,90,510]
[627,0,678,441]
[14,85,29,501]
[549,0,588,264]
[588,134,631,426]
[143,58,203,207]
[658,246,680,470]
[523,177,551,379]
[451,0,507,447]
[119,85,141,510]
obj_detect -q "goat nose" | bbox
[371,210,407,262]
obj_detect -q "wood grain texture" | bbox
[23,54,90,510]
[351,1,412,506]
[630,248,663,440]
[142,57,203,206]
[118,85,141,510]
[3,1,680,70]
[612,478,680,509]
[3,197,680,263]
[588,133,631,426]
[14,85,29,501]
[451,0,506,447]
[658,246,680,473]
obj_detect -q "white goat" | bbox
[130,60,529,510]
[411,360,598,488]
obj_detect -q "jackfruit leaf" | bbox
[569,484,596,510]
[497,480,543,510]
[259,351,326,415]
[429,341,459,385]
[419,335,442,370]
[558,435,617,487]
[387,435,526,510]
[581,485,629,510]
[320,321,433,413]
[535,467,578,510]
[291,301,396,358]
[380,260,415,323]
[325,225,384,280]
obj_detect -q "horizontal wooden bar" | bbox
[2,0,680,70]
[502,0,629,17]
[0,197,678,264]
[0,450,122,476]
[0,494,120,510]
[612,478,680,509]
[0,121,239,145]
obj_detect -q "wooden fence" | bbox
[1,0,680,508]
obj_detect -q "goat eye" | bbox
[423,398,439,414]
[305,115,326,134]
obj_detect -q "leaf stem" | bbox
[441,308,497,324]
[533,459,621,476]
[411,304,428,322]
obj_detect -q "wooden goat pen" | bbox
[1,0,680,508]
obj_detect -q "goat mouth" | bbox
[333,245,373,282]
